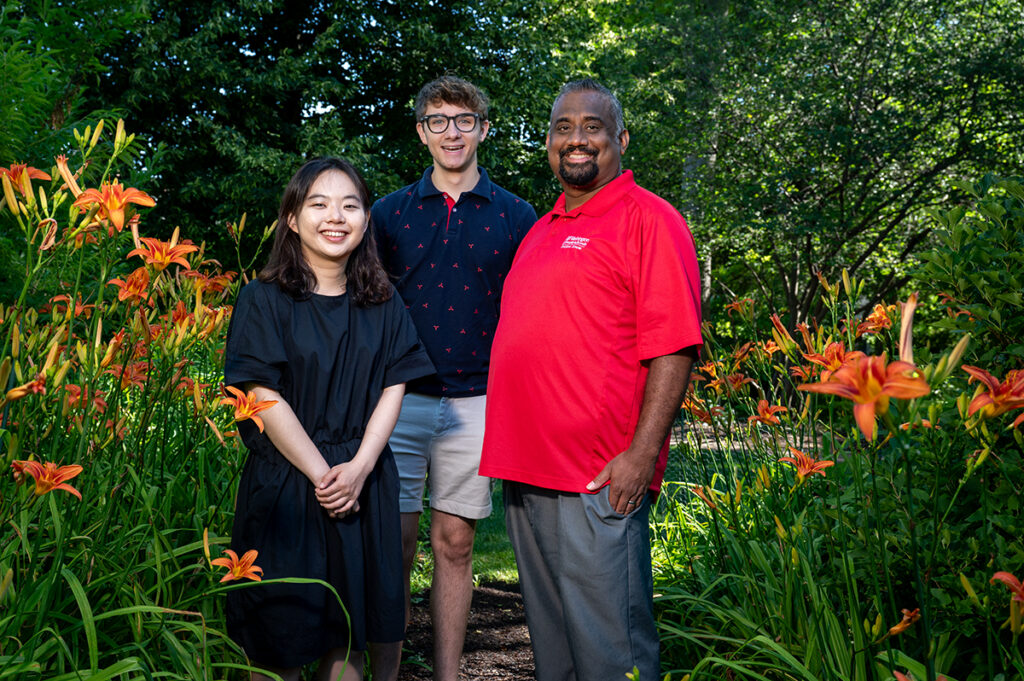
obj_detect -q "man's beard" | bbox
[558,147,599,187]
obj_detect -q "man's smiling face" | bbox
[417,101,490,175]
[546,89,628,197]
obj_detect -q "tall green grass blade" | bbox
[61,567,98,673]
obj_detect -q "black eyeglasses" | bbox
[419,113,481,134]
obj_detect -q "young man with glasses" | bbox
[370,75,536,681]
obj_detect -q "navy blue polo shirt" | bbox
[371,167,536,397]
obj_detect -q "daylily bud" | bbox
[54,155,84,198]
[0,568,12,602]
[0,357,9,393]
[2,173,19,215]
[114,119,126,151]
[19,171,32,206]
[89,120,105,151]
[769,314,799,358]
[774,515,787,540]
[898,292,918,365]
[960,572,981,607]
[202,527,212,566]
[935,335,971,384]
[75,341,89,367]
[52,358,73,388]
[842,268,853,298]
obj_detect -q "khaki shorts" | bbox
[389,393,492,519]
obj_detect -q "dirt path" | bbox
[399,582,534,680]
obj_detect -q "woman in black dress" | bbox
[223,158,433,681]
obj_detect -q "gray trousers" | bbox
[504,481,659,681]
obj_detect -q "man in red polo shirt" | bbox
[480,79,703,681]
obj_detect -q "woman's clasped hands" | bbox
[315,460,369,519]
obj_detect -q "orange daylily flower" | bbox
[0,164,51,196]
[798,354,930,441]
[211,549,263,582]
[856,303,896,337]
[221,385,278,432]
[108,267,152,304]
[184,269,237,296]
[725,373,755,392]
[50,293,95,319]
[681,396,724,424]
[63,384,107,413]
[724,297,754,319]
[748,399,788,426]
[697,360,720,380]
[802,341,865,381]
[789,363,819,382]
[5,373,46,402]
[127,236,198,272]
[795,321,817,355]
[731,341,754,366]
[886,607,920,637]
[815,270,840,299]
[991,571,1024,603]
[962,365,1024,428]
[11,460,84,500]
[709,372,755,395]
[72,179,155,233]
[778,446,834,483]
[757,340,781,358]
[690,485,718,511]
[105,361,150,390]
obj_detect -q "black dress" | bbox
[223,280,434,669]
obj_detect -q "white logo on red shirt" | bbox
[561,236,590,250]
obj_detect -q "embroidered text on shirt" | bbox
[561,236,590,250]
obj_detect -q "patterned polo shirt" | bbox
[371,167,537,397]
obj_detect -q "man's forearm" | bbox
[629,347,698,461]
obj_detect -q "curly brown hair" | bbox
[414,75,490,120]
[259,158,392,307]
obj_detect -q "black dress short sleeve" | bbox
[224,281,288,391]
[382,291,435,389]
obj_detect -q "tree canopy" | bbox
[4,0,1023,315]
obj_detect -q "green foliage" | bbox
[82,0,575,266]
[915,175,1024,368]
[581,0,1024,325]
[0,123,257,678]
[652,264,1024,679]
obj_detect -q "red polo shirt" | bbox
[479,171,703,493]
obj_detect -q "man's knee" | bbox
[431,515,476,567]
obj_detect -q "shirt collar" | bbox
[550,170,635,218]
[416,166,494,203]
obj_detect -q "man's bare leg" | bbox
[430,509,476,681]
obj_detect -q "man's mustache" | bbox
[559,145,598,159]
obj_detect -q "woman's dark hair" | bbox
[259,158,392,306]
